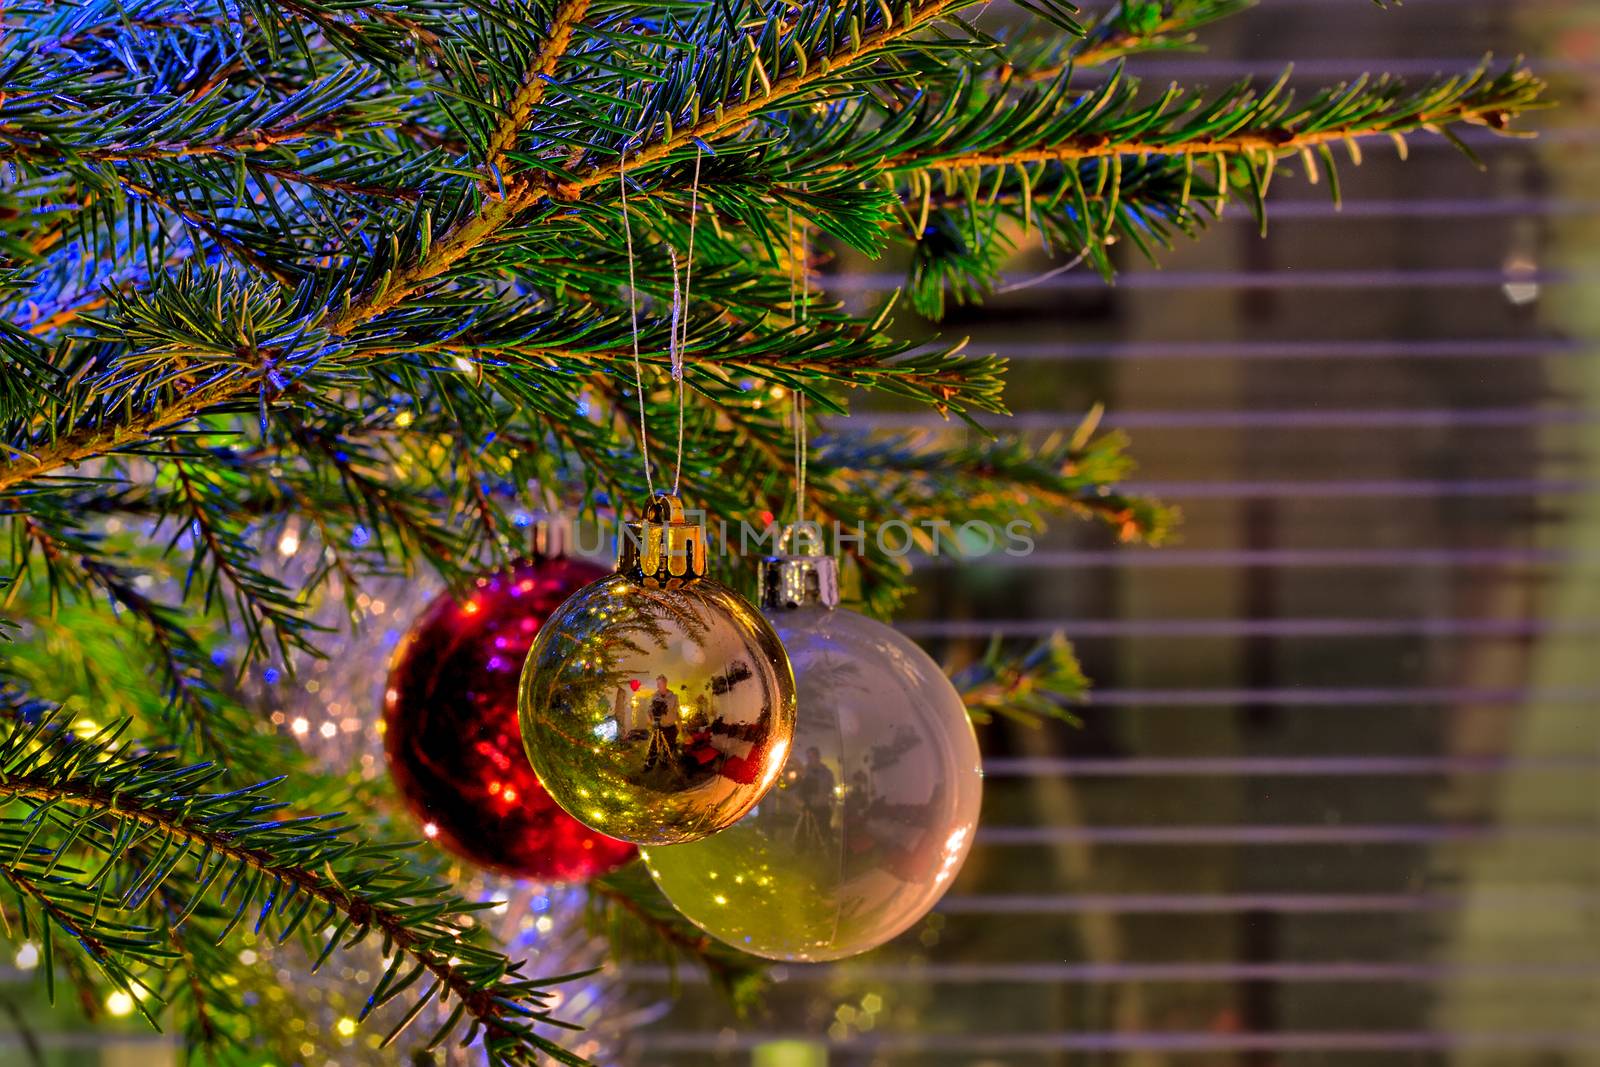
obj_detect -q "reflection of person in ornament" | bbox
[842,767,873,851]
[642,675,681,772]
[793,746,836,847]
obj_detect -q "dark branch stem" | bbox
[0,867,120,980]
[167,450,251,620]
[158,890,220,1046]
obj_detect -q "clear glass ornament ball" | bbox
[518,574,797,845]
[642,605,983,961]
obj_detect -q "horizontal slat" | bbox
[1075,686,1600,707]
[936,891,1599,915]
[838,407,1598,431]
[1239,197,1597,220]
[921,547,1597,569]
[1120,58,1598,79]
[623,961,1600,985]
[838,267,1583,292]
[983,755,1600,777]
[998,338,1584,360]
[636,1031,1600,1054]
[977,825,1599,846]
[1266,0,1573,7]
[901,617,1600,639]
[1119,477,1596,498]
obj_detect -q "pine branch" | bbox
[162,446,324,667]
[233,0,450,68]
[9,0,446,70]
[0,53,403,168]
[0,277,996,496]
[3,507,263,757]
[951,633,1089,726]
[1,861,169,1022]
[900,152,1217,312]
[280,416,466,577]
[0,7,1553,506]
[0,316,56,425]
[815,61,1543,178]
[330,0,987,328]
[118,178,300,285]
[154,888,230,1048]
[370,317,1004,417]
[818,420,1178,541]
[483,0,595,181]
[0,0,613,487]
[0,700,595,1065]
[1040,0,1256,74]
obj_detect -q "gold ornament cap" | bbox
[758,549,839,611]
[616,493,708,587]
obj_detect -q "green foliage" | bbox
[824,58,1545,311]
[0,697,593,1064]
[953,634,1089,727]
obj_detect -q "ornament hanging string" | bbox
[672,145,703,496]
[788,209,810,534]
[618,143,702,498]
[617,146,655,498]
[669,241,682,462]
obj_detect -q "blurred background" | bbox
[623,0,1600,1063]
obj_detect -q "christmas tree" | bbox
[0,0,1546,1062]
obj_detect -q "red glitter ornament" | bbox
[385,552,637,881]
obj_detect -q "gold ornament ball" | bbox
[517,497,797,845]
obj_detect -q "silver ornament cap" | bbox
[758,551,839,611]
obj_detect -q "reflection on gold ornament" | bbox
[518,495,797,845]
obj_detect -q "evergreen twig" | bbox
[0,698,595,1065]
